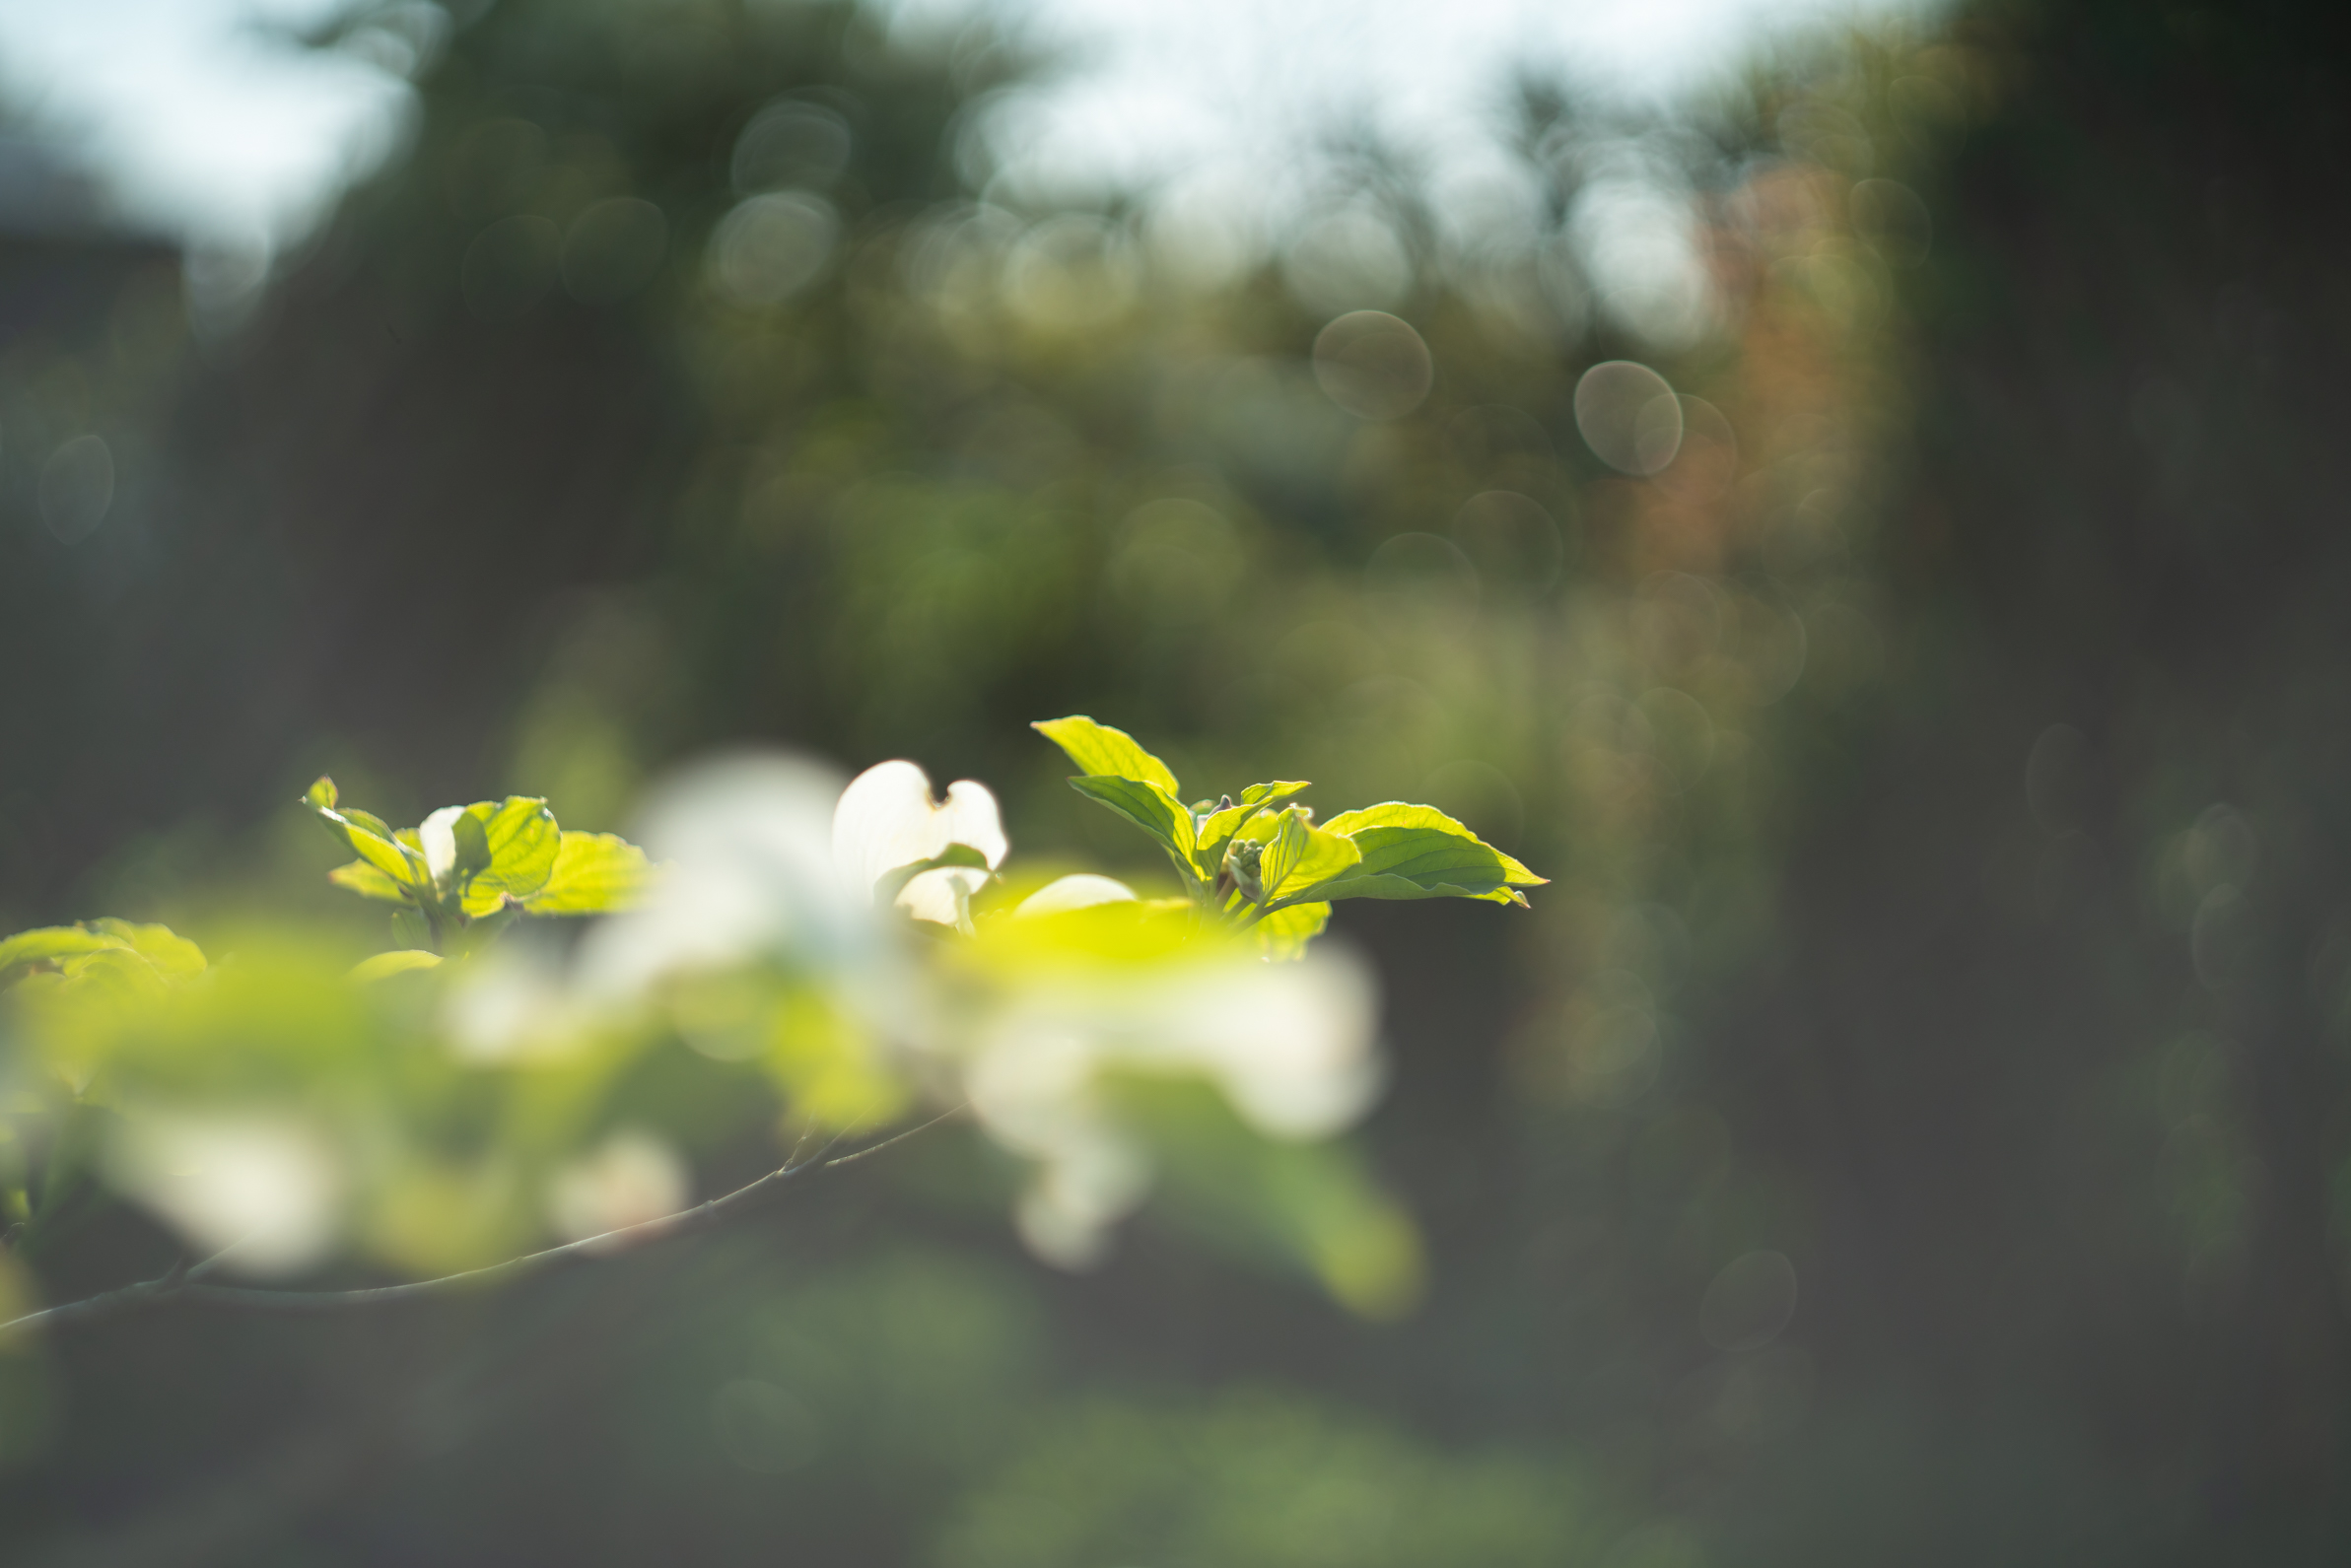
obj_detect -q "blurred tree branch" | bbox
[0,1108,963,1338]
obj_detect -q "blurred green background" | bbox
[5,0,2351,1559]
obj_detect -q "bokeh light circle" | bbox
[1312,310,1433,421]
[1574,360,1680,474]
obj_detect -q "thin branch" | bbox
[814,1101,967,1170]
[0,1109,967,1339]
[179,1237,251,1285]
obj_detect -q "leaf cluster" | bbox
[0,920,207,999]
[302,777,654,960]
[1032,716,1545,959]
[0,725,1543,1323]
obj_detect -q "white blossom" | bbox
[576,753,858,998]
[831,760,1008,926]
[948,933,1380,1267]
[104,1113,344,1277]
[1013,874,1138,918]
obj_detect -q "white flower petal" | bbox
[952,943,1380,1153]
[445,938,587,1062]
[938,779,1008,869]
[1168,948,1383,1137]
[833,760,944,899]
[578,753,855,996]
[420,803,465,886]
[938,938,1382,1266]
[548,1129,690,1246]
[1014,1132,1149,1270]
[1014,874,1137,918]
[831,761,1008,923]
[899,865,987,926]
[104,1114,343,1277]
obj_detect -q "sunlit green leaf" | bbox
[1239,781,1311,809]
[522,831,655,916]
[1190,782,1312,882]
[450,811,494,882]
[1192,805,1257,883]
[456,797,560,917]
[1,921,207,992]
[328,860,411,904]
[87,920,207,982]
[1254,901,1330,961]
[1067,775,1198,872]
[0,925,125,985]
[53,946,171,1000]
[339,807,393,842]
[351,950,443,982]
[1033,716,1183,795]
[303,783,424,890]
[1286,803,1546,908]
[1256,808,1361,907]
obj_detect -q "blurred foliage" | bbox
[0,0,2348,1560]
[934,1389,1602,1568]
[1,728,1462,1314]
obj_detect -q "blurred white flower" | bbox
[547,1128,690,1247]
[951,938,1380,1268]
[1013,874,1137,918]
[535,746,1384,1279]
[832,760,1008,926]
[1010,1107,1150,1268]
[444,935,587,1063]
[104,1112,344,1277]
[577,753,857,997]
[575,753,1009,1000]
[418,802,467,886]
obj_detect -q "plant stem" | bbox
[0,1107,966,1338]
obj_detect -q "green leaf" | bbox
[87,920,207,981]
[49,947,169,1000]
[1192,803,1258,881]
[1033,716,1183,796]
[304,787,422,887]
[0,925,126,984]
[1256,807,1361,907]
[1,920,207,992]
[1191,781,1312,882]
[522,832,656,916]
[1254,901,1330,961]
[1067,775,1198,871]
[391,909,433,951]
[448,903,522,956]
[456,797,560,917]
[351,949,443,982]
[341,817,422,884]
[1239,780,1311,808]
[328,860,412,904]
[450,811,494,881]
[1287,802,1546,908]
